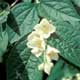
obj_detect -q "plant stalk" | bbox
[11,0,19,7]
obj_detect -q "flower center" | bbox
[36,39,42,48]
[47,51,54,58]
[41,25,50,33]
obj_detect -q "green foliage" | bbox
[47,59,79,80]
[6,37,43,80]
[0,2,9,62]
[38,0,80,24]
[47,59,64,80]
[71,0,80,6]
[6,3,39,43]
[47,21,80,67]
[0,0,80,80]
[0,25,8,62]
[0,2,10,23]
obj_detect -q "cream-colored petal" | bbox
[38,61,53,75]
[40,18,51,29]
[27,37,45,50]
[33,24,40,31]
[27,41,34,48]
[44,62,53,75]
[45,55,51,62]
[40,19,56,37]
[27,31,40,41]
[38,53,53,75]
[31,48,42,57]
[38,63,44,71]
[34,18,56,39]
[49,24,56,34]
[46,45,59,60]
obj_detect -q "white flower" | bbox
[27,18,59,75]
[38,55,53,75]
[38,62,53,75]
[46,45,59,61]
[34,18,56,39]
[38,45,59,74]
[27,31,40,41]
[27,32,45,57]
[27,37,45,49]
[27,31,45,49]
[31,48,43,57]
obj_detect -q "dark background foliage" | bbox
[0,1,39,80]
[0,1,20,80]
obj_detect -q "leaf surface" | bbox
[0,25,8,62]
[6,36,42,80]
[38,0,80,23]
[48,21,80,67]
[6,3,39,43]
[0,2,10,24]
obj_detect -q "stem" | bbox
[43,45,47,65]
[11,0,19,7]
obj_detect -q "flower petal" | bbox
[46,45,59,60]
[44,62,53,75]
[27,31,40,41]
[38,63,44,71]
[34,18,56,39]
[31,48,42,57]
[38,61,53,75]
[27,37,45,49]
[40,19,56,34]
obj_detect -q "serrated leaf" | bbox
[0,25,8,62]
[6,36,42,80]
[37,0,80,24]
[0,2,10,24]
[47,21,80,67]
[6,3,39,43]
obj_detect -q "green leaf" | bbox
[0,2,10,24]
[37,0,80,24]
[71,0,80,7]
[37,0,80,68]
[6,3,39,43]
[6,36,43,80]
[63,64,79,78]
[47,59,79,80]
[47,21,80,67]
[22,0,31,3]
[47,59,64,80]
[0,25,8,62]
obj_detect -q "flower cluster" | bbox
[27,18,59,75]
